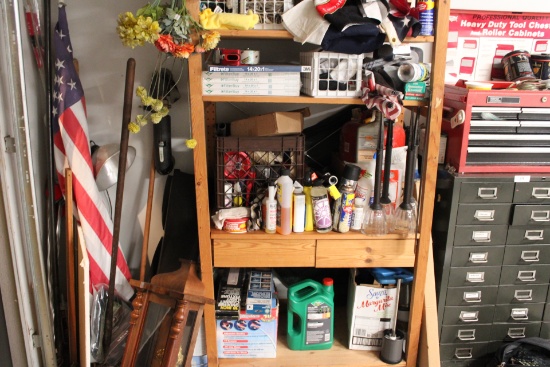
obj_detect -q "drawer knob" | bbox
[469,252,488,263]
[514,289,533,301]
[507,327,526,339]
[454,348,473,359]
[474,210,495,221]
[457,329,476,341]
[525,229,544,241]
[459,311,479,322]
[521,250,540,262]
[478,187,498,199]
[511,308,529,320]
[530,210,550,222]
[463,291,482,303]
[532,187,550,199]
[472,231,491,242]
[517,270,537,282]
[466,271,485,283]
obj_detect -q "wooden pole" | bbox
[65,168,78,365]
[103,58,135,352]
[140,152,156,282]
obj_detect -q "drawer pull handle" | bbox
[472,231,491,242]
[507,327,526,339]
[532,187,550,199]
[474,210,495,221]
[457,329,476,341]
[514,289,533,301]
[521,250,540,262]
[454,348,473,359]
[459,311,479,322]
[525,229,544,241]
[511,308,529,320]
[466,272,485,283]
[478,187,498,199]
[530,210,550,222]
[469,252,488,263]
[517,270,536,282]
[463,291,482,303]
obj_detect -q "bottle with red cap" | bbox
[287,277,334,350]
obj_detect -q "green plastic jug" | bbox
[287,277,334,350]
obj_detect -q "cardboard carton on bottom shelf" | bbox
[216,298,279,359]
[347,268,397,351]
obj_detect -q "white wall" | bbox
[451,0,550,12]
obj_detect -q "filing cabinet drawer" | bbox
[454,225,508,247]
[450,246,504,267]
[511,204,550,226]
[496,284,549,304]
[491,322,541,340]
[514,181,550,203]
[442,305,495,325]
[440,324,493,343]
[448,266,501,287]
[542,304,550,321]
[460,181,514,203]
[500,265,550,285]
[493,303,545,323]
[540,322,550,338]
[457,204,511,225]
[446,286,498,306]
[507,226,550,245]
[503,245,550,265]
[441,360,491,367]
[439,342,495,362]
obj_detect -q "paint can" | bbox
[241,49,260,65]
[502,50,536,81]
[397,62,430,82]
[530,54,550,80]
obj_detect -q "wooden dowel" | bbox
[140,152,156,282]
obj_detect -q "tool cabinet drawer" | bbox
[456,204,511,225]
[499,265,550,285]
[440,324,493,344]
[445,286,498,306]
[540,322,550,338]
[503,245,550,265]
[450,246,504,267]
[442,305,495,325]
[514,181,550,203]
[511,204,550,226]
[459,181,514,203]
[493,303,545,323]
[507,226,550,245]
[439,342,495,362]
[496,284,549,304]
[448,266,501,287]
[491,322,542,340]
[454,225,508,247]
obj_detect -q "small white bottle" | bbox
[293,182,305,233]
[276,169,294,235]
[265,184,277,234]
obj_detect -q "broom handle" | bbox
[104,58,135,352]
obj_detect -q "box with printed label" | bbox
[347,268,397,351]
[403,81,427,101]
[245,270,275,315]
[216,302,278,358]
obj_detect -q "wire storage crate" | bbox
[216,135,305,209]
[300,52,365,97]
[200,0,239,13]
[240,0,294,29]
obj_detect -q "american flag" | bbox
[52,5,133,301]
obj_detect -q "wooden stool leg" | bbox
[121,289,150,367]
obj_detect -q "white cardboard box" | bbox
[347,268,398,351]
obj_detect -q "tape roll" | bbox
[241,49,260,65]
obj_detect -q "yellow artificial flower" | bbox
[151,99,164,112]
[141,96,154,107]
[136,114,147,126]
[186,139,197,149]
[202,31,220,51]
[128,121,141,133]
[159,106,169,116]
[136,86,147,98]
[151,112,163,124]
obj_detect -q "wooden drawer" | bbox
[212,239,316,267]
[514,181,550,203]
[442,305,495,325]
[454,225,508,247]
[440,324,493,344]
[459,181,514,203]
[499,265,550,285]
[511,204,550,226]
[450,246,504,267]
[448,266,501,287]
[496,284,549,304]
[315,238,415,268]
[503,245,550,265]
[445,286,498,307]
[456,204,511,225]
[507,226,550,245]
[493,303,545,323]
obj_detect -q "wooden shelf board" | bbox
[202,95,428,106]
[217,29,433,44]
[218,304,406,367]
[211,229,416,241]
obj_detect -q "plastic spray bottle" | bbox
[264,183,277,234]
[276,169,293,235]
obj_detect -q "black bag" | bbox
[487,337,550,366]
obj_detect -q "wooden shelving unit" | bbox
[187,2,451,366]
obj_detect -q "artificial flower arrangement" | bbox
[117,0,220,146]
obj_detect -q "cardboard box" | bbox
[216,268,245,319]
[216,301,278,359]
[230,111,304,137]
[245,270,275,315]
[347,269,397,351]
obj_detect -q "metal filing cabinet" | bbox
[433,171,550,366]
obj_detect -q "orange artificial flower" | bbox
[154,34,176,53]
[172,42,195,58]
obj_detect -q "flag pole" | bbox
[103,58,136,353]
